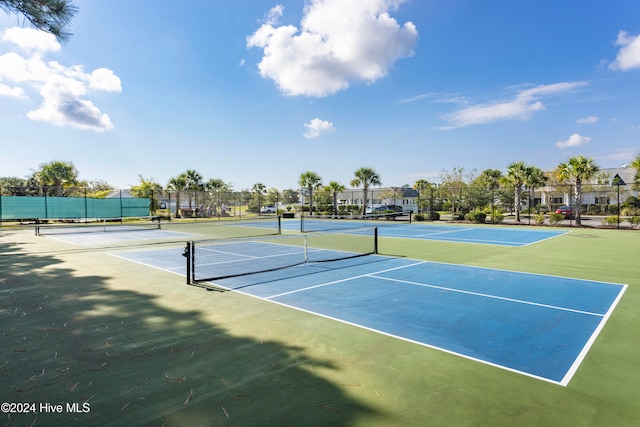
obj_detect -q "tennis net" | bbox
[300,211,411,232]
[162,216,281,239]
[185,227,378,284]
[35,217,161,236]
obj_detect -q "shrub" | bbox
[548,213,565,226]
[414,213,425,221]
[464,211,486,223]
[621,207,640,217]
[490,213,504,224]
[429,211,440,221]
[602,216,620,227]
[623,196,640,208]
[534,214,546,225]
[627,216,640,229]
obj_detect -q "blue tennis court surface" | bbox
[44,229,193,245]
[282,219,567,246]
[114,244,626,386]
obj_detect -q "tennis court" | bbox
[115,237,626,386]
[282,217,567,246]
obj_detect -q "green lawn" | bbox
[0,225,638,426]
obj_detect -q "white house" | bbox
[336,187,420,213]
[538,167,638,209]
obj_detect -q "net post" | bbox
[304,234,308,262]
[300,213,304,233]
[374,227,378,254]
[183,242,192,285]
[278,216,282,234]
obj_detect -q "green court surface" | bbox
[0,223,639,426]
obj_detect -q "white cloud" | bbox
[576,116,599,124]
[88,68,122,92]
[0,27,121,131]
[304,118,335,138]
[441,81,588,129]
[0,82,26,99]
[394,92,435,104]
[609,31,640,71]
[556,133,591,149]
[26,75,114,131]
[1,27,60,54]
[247,0,418,97]
[265,4,284,25]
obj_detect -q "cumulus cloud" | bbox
[247,0,418,97]
[304,118,335,139]
[609,31,640,71]
[576,116,599,124]
[0,82,26,98]
[0,27,121,131]
[556,133,591,149]
[441,81,588,129]
[1,27,61,54]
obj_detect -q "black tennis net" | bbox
[185,227,378,284]
[161,216,281,239]
[35,217,161,235]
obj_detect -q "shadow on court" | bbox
[0,237,383,426]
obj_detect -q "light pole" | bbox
[612,174,626,229]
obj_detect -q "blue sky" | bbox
[1,0,639,191]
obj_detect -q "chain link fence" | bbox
[411,183,639,228]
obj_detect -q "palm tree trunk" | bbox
[362,185,368,215]
[575,181,582,225]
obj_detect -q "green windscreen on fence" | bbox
[0,196,150,220]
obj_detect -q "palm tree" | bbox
[351,167,381,215]
[167,175,187,218]
[252,182,266,213]
[413,179,431,213]
[326,181,345,216]
[502,162,546,221]
[502,162,527,222]
[182,169,203,212]
[0,0,78,42]
[205,178,229,192]
[556,155,599,225]
[34,160,78,196]
[298,172,322,215]
[205,178,233,215]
